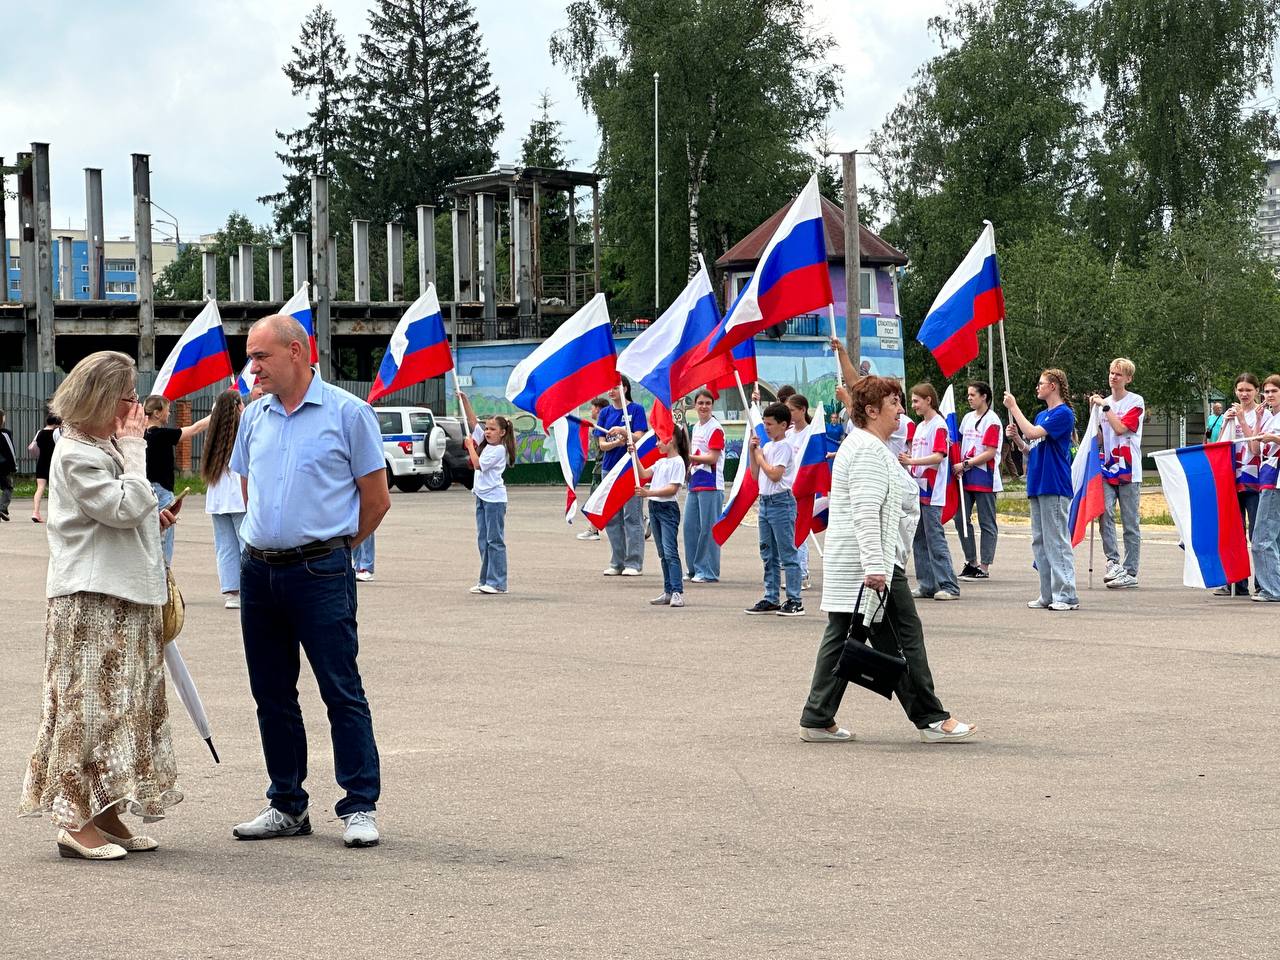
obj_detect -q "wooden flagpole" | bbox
[617,376,643,485]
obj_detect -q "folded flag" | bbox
[705,336,758,398]
[617,263,731,406]
[151,300,233,401]
[550,414,592,523]
[583,431,662,529]
[506,293,618,427]
[713,406,768,546]
[700,175,833,360]
[650,398,675,444]
[368,283,453,403]
[233,359,257,396]
[811,494,830,535]
[917,222,1005,377]
[1153,442,1251,588]
[938,385,964,526]
[281,282,318,365]
[792,403,832,547]
[1068,407,1107,547]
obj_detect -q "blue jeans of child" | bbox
[476,499,508,590]
[649,500,682,595]
[240,545,380,818]
[152,482,175,566]
[352,533,375,573]
[682,489,722,580]
[913,503,959,596]
[1250,489,1280,600]
[1029,494,1078,605]
[758,492,801,603]
[211,511,245,593]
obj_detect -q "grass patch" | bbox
[7,475,207,500]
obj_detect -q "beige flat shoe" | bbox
[56,830,127,861]
[97,829,159,852]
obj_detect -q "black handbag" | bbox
[832,584,907,700]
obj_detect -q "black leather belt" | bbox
[246,536,351,565]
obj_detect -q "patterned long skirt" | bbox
[18,592,183,830]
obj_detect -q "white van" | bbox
[374,406,447,492]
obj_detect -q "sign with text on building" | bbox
[879,338,901,353]
[876,318,900,339]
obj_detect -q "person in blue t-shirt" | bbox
[596,377,648,575]
[1004,368,1079,611]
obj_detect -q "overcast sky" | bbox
[2,0,1275,244]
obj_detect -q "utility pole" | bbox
[840,151,861,370]
[654,71,660,317]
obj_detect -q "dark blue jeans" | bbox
[240,546,380,818]
[648,500,682,595]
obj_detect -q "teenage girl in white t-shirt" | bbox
[460,393,515,595]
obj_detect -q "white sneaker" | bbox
[911,586,929,598]
[603,567,622,576]
[478,584,504,594]
[1103,560,1125,583]
[620,568,641,577]
[1027,598,1049,609]
[468,585,484,594]
[801,577,813,591]
[341,810,379,848]
[224,594,240,609]
[669,592,685,608]
[355,570,373,582]
[649,593,671,605]
[921,720,976,742]
[1048,600,1080,611]
[933,591,960,601]
[800,726,853,743]
[1106,572,1138,589]
[690,575,707,583]
[576,529,600,541]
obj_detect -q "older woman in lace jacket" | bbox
[799,375,975,744]
[18,350,183,861]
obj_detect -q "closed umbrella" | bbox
[164,641,220,763]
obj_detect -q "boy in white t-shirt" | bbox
[745,403,804,617]
[1089,358,1144,589]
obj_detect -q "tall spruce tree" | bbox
[552,0,838,314]
[349,0,502,223]
[258,4,355,234]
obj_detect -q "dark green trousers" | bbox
[801,566,950,730]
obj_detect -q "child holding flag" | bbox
[899,384,960,601]
[637,429,690,607]
[745,403,805,617]
[597,378,648,575]
[954,381,1002,581]
[1247,375,1280,602]
[1090,358,1145,590]
[785,394,814,590]
[683,390,725,582]
[460,393,515,595]
[1217,372,1265,597]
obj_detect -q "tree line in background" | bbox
[157,0,1280,411]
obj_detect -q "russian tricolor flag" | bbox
[1153,442,1251,588]
[151,300,233,401]
[1068,407,1107,547]
[368,284,453,404]
[506,293,618,427]
[917,222,1005,378]
[712,406,768,546]
[280,282,318,365]
[617,263,731,406]
[550,414,592,523]
[792,403,832,547]
[233,358,257,395]
[939,385,963,526]
[583,431,663,529]
[702,175,833,360]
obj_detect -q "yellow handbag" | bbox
[162,566,185,644]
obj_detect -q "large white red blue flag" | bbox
[712,406,768,546]
[368,284,453,403]
[917,222,1005,377]
[550,414,592,523]
[938,385,963,526]
[506,293,618,427]
[791,403,832,547]
[583,431,663,529]
[151,300,233,401]
[1068,406,1107,547]
[1153,442,1251,588]
[233,358,257,395]
[617,264,731,405]
[281,282,318,365]
[701,176,833,360]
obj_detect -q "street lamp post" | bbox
[147,198,180,247]
[654,71,660,317]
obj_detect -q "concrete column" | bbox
[310,175,332,377]
[237,243,254,301]
[202,251,217,300]
[567,188,577,306]
[268,246,284,300]
[34,144,56,372]
[592,182,602,296]
[58,235,74,299]
[229,254,240,302]
[451,199,473,301]
[352,219,370,302]
[328,235,337,296]
[416,205,435,292]
[514,197,532,317]
[531,183,542,321]
[478,192,496,331]
[0,157,7,304]
[291,232,308,292]
[16,152,33,305]
[84,168,105,299]
[386,222,404,301]
[131,153,155,371]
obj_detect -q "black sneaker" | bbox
[776,599,806,617]
[958,563,980,581]
[745,599,782,615]
[969,568,990,580]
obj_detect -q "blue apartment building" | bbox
[5,237,142,301]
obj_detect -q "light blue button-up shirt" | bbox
[231,374,385,550]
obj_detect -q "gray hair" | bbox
[250,314,310,351]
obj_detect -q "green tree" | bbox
[552,0,839,315]
[348,0,503,223]
[258,4,356,234]
[1091,0,1280,240]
